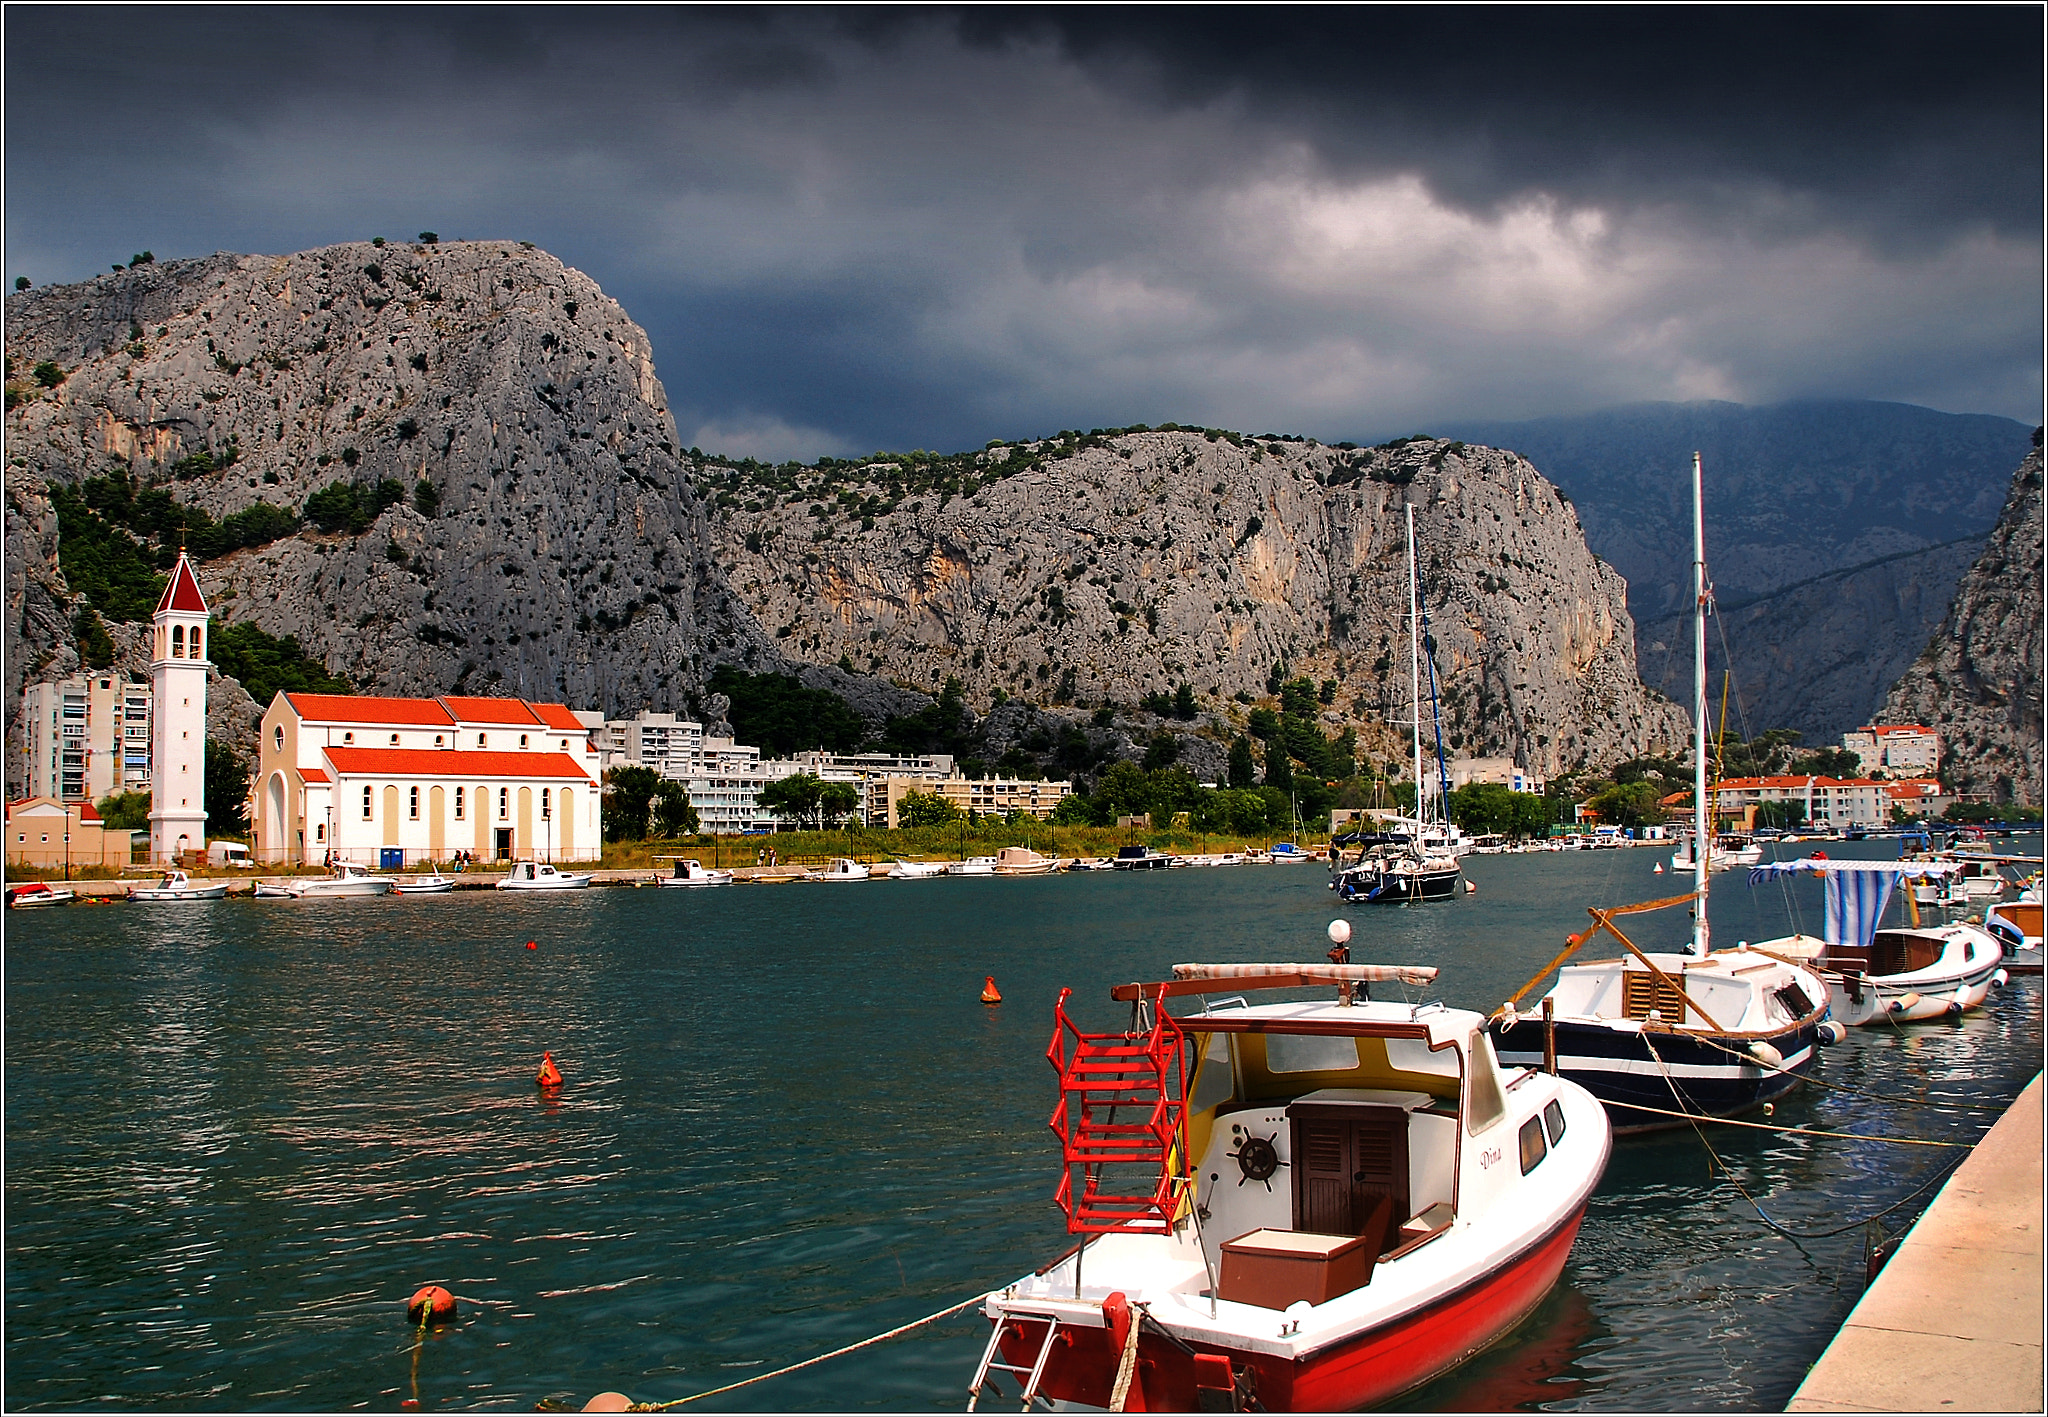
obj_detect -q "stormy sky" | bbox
[6,6,2040,460]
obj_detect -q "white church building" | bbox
[251,690,603,866]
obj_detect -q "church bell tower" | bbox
[149,552,210,863]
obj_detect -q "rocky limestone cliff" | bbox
[7,244,1685,786]
[1880,448,2044,804]
[720,432,1690,777]
[3,241,773,728]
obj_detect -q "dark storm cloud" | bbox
[6,7,2039,459]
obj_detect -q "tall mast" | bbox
[1407,505,1425,830]
[1692,451,1710,957]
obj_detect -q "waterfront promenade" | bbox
[1788,1071,2044,1412]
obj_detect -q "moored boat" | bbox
[969,950,1612,1412]
[886,856,946,880]
[1982,898,2043,975]
[991,845,1058,876]
[129,869,230,901]
[812,857,871,882]
[951,856,996,876]
[1490,455,1837,1132]
[289,861,396,897]
[392,871,457,894]
[1111,845,1170,870]
[6,881,76,908]
[495,861,592,890]
[654,857,734,887]
[1748,858,2006,1023]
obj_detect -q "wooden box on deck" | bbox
[1217,1228,1375,1309]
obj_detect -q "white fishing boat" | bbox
[6,882,77,908]
[951,856,996,877]
[1749,858,2007,1024]
[392,872,457,895]
[289,861,396,897]
[129,869,230,901]
[813,857,871,882]
[1669,833,1763,873]
[1982,898,2043,975]
[654,857,733,887]
[992,845,1058,876]
[1489,454,1838,1132]
[1112,846,1171,870]
[886,857,947,880]
[969,944,1612,1412]
[495,861,592,890]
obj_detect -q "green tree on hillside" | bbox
[205,739,249,836]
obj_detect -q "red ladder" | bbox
[1046,986,1189,1234]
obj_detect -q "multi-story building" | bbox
[1421,756,1546,798]
[251,691,603,865]
[16,674,151,803]
[596,710,771,832]
[1841,725,1942,780]
[4,797,137,870]
[1712,775,1890,832]
[866,773,1072,828]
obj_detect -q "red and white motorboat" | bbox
[970,942,1612,1412]
[6,881,77,908]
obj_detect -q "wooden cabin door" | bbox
[1289,1102,1408,1245]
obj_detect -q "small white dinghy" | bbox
[393,872,457,895]
[812,857,871,882]
[129,869,230,901]
[496,861,592,890]
[655,857,733,888]
[886,857,946,880]
[950,856,996,876]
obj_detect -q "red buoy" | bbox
[537,1051,563,1088]
[406,1285,457,1325]
[981,975,1002,1005]
[526,940,538,950]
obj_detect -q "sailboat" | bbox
[1488,454,1840,1131]
[1332,505,1463,903]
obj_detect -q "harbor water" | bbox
[5,840,2039,1410]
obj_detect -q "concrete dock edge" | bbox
[1788,1071,2044,1413]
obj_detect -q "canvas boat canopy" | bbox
[1748,858,1958,952]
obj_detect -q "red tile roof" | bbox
[299,767,331,784]
[154,553,208,616]
[529,702,587,732]
[285,693,457,727]
[1855,724,1936,738]
[1714,775,1885,791]
[322,747,595,782]
[439,696,545,726]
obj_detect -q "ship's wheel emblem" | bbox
[1229,1132,1286,1189]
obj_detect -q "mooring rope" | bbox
[1687,1030,2011,1112]
[1637,1033,1978,1244]
[627,1294,985,1411]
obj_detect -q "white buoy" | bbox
[1327,919,1352,946]
[1653,862,1664,874]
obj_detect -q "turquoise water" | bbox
[5,841,2039,1411]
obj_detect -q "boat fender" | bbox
[1889,993,1921,1015]
[1817,1021,1849,1045]
[1946,989,1968,1017]
[981,975,1002,1005]
[580,1395,633,1412]
[405,1285,457,1325]
[1748,1041,1784,1070]
[1464,880,1477,894]
[1992,968,2009,988]
[536,1051,563,1089]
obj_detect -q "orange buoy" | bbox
[406,1284,457,1325]
[526,940,538,950]
[981,975,1002,1005]
[536,1050,563,1088]
[582,1395,634,1413]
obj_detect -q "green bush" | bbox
[209,620,349,705]
[32,360,64,388]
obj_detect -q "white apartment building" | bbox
[16,674,152,803]
[1712,775,1890,832]
[1421,756,1546,799]
[251,692,603,865]
[597,709,772,832]
[1841,725,1942,779]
